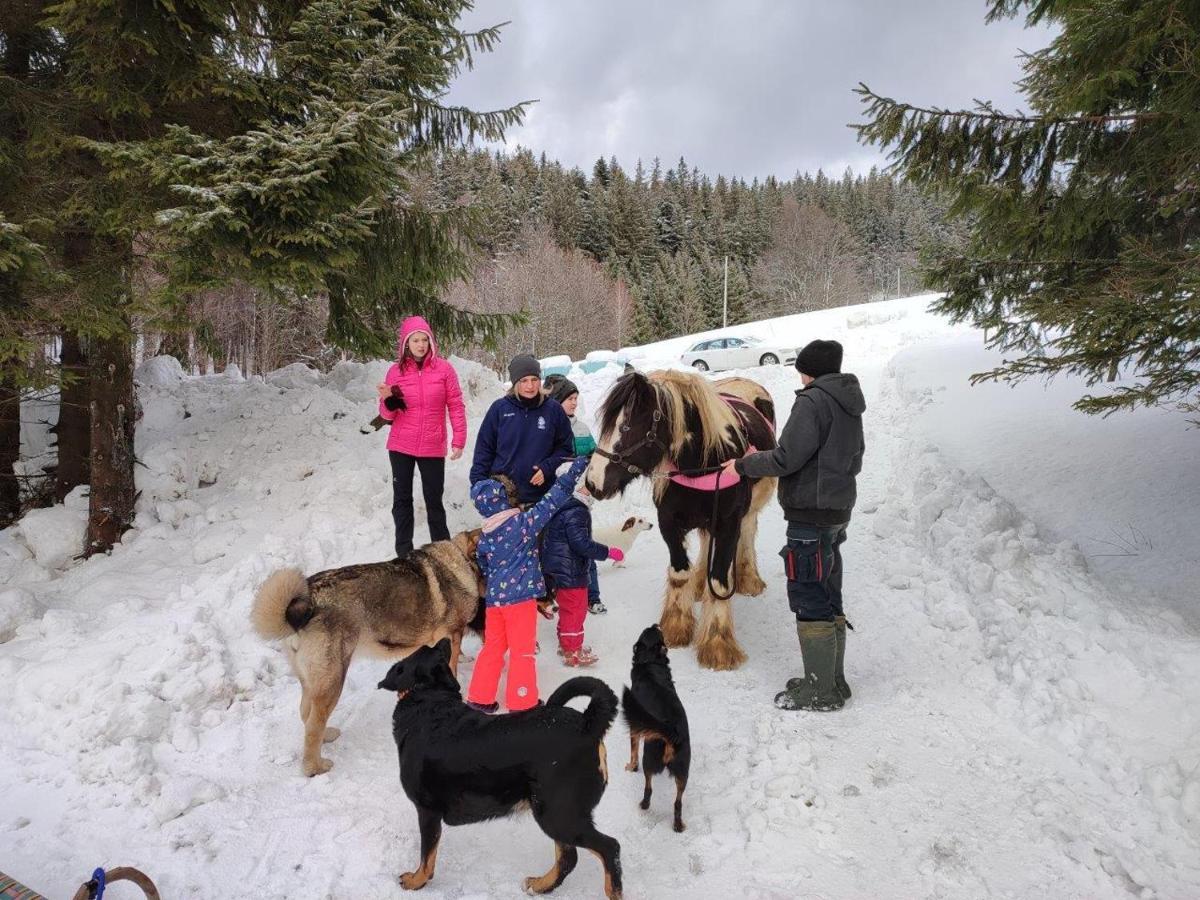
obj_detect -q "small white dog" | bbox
[592,516,654,566]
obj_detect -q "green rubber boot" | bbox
[775,620,844,711]
[833,616,850,699]
[788,616,851,699]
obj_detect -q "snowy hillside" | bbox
[2,295,1198,899]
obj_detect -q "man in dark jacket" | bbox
[470,354,574,505]
[723,339,865,711]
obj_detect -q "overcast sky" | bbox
[447,1,1053,180]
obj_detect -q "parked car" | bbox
[680,334,797,372]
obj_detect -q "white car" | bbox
[680,335,798,372]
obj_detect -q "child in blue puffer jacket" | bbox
[465,456,589,713]
[542,478,622,667]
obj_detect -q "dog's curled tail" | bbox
[546,676,619,741]
[621,686,680,746]
[251,568,312,640]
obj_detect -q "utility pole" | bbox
[722,255,729,328]
[616,284,623,348]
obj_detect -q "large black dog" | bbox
[622,624,691,832]
[378,639,623,899]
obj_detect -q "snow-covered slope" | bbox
[2,296,1198,899]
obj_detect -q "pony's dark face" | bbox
[378,639,461,699]
[631,624,670,666]
[586,372,667,500]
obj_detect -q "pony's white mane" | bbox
[648,370,741,459]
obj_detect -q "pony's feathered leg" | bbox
[696,597,747,670]
[695,519,747,670]
[686,530,714,605]
[659,518,696,647]
[734,481,772,596]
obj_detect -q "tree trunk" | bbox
[0,373,19,528]
[86,332,136,555]
[159,331,190,369]
[55,331,91,502]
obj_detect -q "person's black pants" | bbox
[780,523,847,621]
[389,452,449,557]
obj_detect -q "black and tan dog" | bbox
[622,624,691,832]
[378,640,623,899]
[251,530,485,776]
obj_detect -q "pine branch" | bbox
[854,85,1159,126]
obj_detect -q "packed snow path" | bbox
[2,297,1197,898]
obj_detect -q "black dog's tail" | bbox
[546,677,619,741]
[621,686,683,749]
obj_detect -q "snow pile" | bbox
[891,335,1200,623]
[12,485,88,570]
[134,355,187,386]
[584,349,623,363]
[0,588,40,643]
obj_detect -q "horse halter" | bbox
[592,409,665,477]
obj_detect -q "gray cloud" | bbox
[448,1,1052,179]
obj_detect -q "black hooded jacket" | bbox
[736,373,866,526]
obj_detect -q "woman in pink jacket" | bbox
[375,316,468,558]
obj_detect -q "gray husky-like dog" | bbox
[252,529,484,776]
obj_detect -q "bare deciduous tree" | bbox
[749,197,866,318]
[449,226,634,371]
[140,286,333,375]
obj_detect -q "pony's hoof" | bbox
[696,637,747,671]
[737,572,767,596]
[304,756,334,777]
[323,727,341,743]
[660,608,695,647]
[625,762,638,772]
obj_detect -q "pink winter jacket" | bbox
[380,316,468,457]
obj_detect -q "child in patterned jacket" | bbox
[465,456,589,713]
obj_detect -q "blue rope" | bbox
[90,868,106,900]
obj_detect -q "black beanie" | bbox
[508,353,541,384]
[549,378,579,405]
[796,339,843,378]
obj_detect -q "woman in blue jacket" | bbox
[470,354,574,505]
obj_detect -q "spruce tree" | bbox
[856,0,1200,415]
[4,0,526,551]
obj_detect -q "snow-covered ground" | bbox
[2,295,1198,898]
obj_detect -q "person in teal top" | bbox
[549,379,597,456]
[547,378,607,613]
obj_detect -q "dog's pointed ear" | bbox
[435,637,452,661]
[378,661,405,692]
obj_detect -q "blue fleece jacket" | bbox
[471,457,589,607]
[542,499,610,589]
[469,393,574,504]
